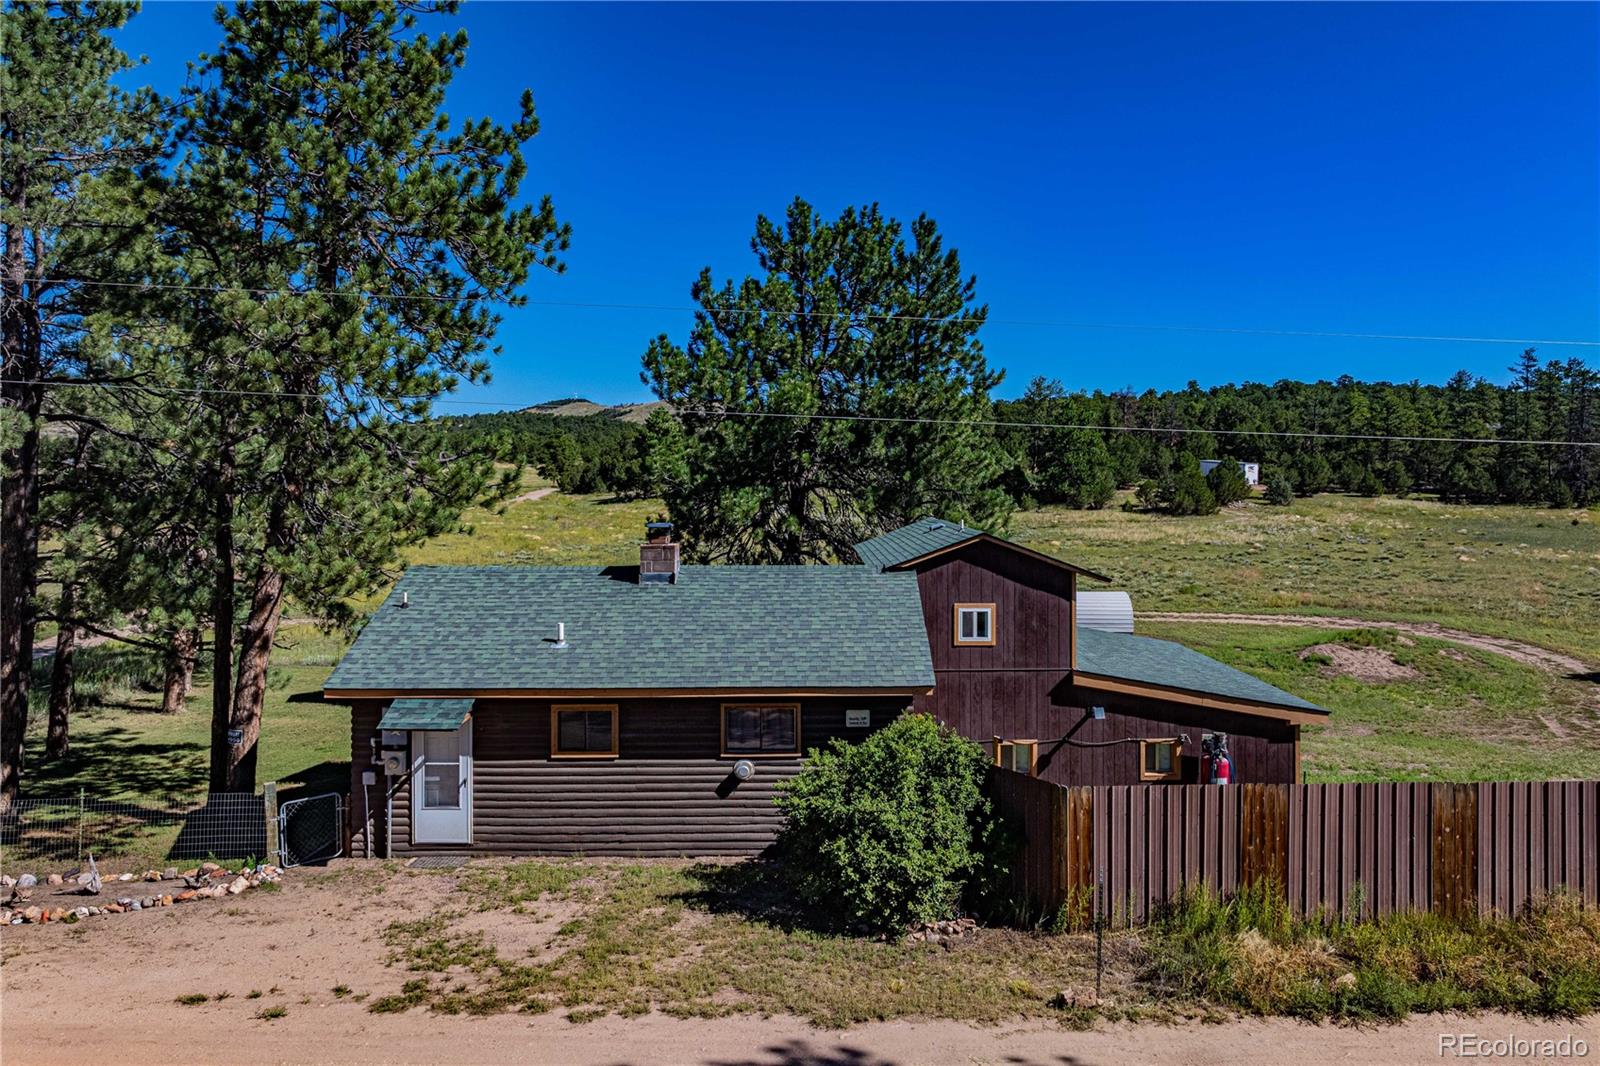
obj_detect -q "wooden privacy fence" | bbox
[985,771,1600,925]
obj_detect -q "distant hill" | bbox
[523,398,667,424]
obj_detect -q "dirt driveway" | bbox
[3,861,1594,1066]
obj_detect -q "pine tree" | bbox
[0,0,164,808]
[123,0,568,791]
[1206,458,1251,507]
[642,199,1009,563]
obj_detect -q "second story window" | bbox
[954,603,996,646]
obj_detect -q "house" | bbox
[324,519,1326,857]
[1199,458,1261,486]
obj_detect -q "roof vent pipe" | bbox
[399,591,409,609]
[553,622,568,648]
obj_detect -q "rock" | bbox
[175,890,197,902]
[16,874,37,889]
[73,907,89,919]
[1050,987,1100,1010]
[74,871,95,886]
[21,906,41,923]
[117,873,134,882]
[140,896,156,908]
[143,870,161,882]
[200,862,221,873]
[227,876,249,895]
[130,901,142,911]
[0,875,13,888]
[1334,972,1358,990]
[51,908,67,921]
[160,894,173,906]
[162,868,179,880]
[116,897,134,908]
[104,903,124,914]
[45,873,63,886]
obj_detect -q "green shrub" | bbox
[1205,459,1252,507]
[773,714,995,933]
[1154,458,1218,516]
[1264,472,1295,506]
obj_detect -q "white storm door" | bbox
[412,720,472,844]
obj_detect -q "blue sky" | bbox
[115,2,1598,409]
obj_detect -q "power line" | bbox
[7,377,1597,448]
[34,276,1600,348]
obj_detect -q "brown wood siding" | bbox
[349,697,905,857]
[908,540,1298,785]
[916,673,1297,786]
[912,541,1072,671]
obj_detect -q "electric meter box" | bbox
[382,752,407,776]
[380,730,407,749]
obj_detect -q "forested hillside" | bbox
[440,350,1600,513]
[994,351,1599,510]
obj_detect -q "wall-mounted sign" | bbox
[846,709,871,729]
[226,728,244,746]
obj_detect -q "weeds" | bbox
[1141,884,1600,1022]
[173,993,208,1006]
[255,1005,288,1021]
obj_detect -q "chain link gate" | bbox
[278,792,344,868]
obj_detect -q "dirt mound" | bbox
[1297,642,1419,682]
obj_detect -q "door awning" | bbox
[378,697,474,731]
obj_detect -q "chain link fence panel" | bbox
[0,792,279,870]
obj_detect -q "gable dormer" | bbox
[852,518,1110,671]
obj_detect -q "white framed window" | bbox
[953,603,996,646]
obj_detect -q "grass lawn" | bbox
[372,858,1111,1028]
[1139,622,1600,782]
[1014,493,1600,663]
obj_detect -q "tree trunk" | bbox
[1,186,41,811]
[43,584,77,760]
[207,442,237,793]
[220,561,287,793]
[160,627,199,715]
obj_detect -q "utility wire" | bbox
[7,377,1597,448]
[32,276,1600,348]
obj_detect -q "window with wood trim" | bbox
[1140,738,1182,781]
[551,704,618,758]
[954,602,996,646]
[994,739,1037,776]
[721,703,801,756]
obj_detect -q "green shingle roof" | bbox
[378,698,475,730]
[1076,627,1325,714]
[852,518,987,570]
[326,565,935,693]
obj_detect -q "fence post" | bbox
[263,782,280,867]
[77,787,85,861]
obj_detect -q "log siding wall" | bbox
[348,697,905,857]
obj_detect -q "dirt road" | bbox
[1142,611,1593,677]
[8,1001,1597,1066]
[3,863,1593,1066]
